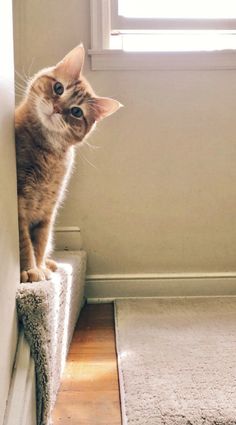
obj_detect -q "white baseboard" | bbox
[85,272,236,303]
[3,329,36,425]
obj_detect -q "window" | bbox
[113,0,236,20]
[89,0,236,70]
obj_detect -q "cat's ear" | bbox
[92,97,123,121]
[55,44,85,80]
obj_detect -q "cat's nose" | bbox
[53,105,62,114]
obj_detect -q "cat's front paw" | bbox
[45,258,58,272]
[21,267,46,283]
[20,266,53,283]
[40,266,53,280]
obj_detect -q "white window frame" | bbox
[89,0,236,70]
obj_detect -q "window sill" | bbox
[88,49,236,71]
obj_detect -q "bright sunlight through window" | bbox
[111,0,236,52]
[115,31,236,52]
[118,0,236,19]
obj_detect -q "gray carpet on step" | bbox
[17,251,86,425]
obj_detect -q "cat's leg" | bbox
[42,221,58,272]
[31,219,56,279]
[19,217,45,283]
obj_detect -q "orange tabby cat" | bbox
[15,45,121,283]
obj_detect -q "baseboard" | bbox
[85,272,236,303]
[3,329,36,425]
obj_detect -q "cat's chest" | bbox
[39,138,72,183]
[41,149,74,196]
[19,146,74,206]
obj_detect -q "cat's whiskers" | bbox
[28,91,39,102]
[39,98,51,109]
[83,140,100,151]
[15,85,26,97]
[27,58,35,78]
[78,148,98,170]
[15,87,26,98]
[30,96,43,112]
[57,119,68,132]
[15,69,29,85]
[15,77,27,90]
[15,80,26,90]
[14,91,22,98]
[32,96,51,113]
[22,60,34,84]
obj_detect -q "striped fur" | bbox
[15,45,121,282]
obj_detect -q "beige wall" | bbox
[14,0,236,276]
[0,0,20,423]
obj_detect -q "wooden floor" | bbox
[52,303,122,425]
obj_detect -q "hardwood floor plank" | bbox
[60,360,119,392]
[52,303,121,425]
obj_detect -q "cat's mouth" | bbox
[44,111,67,132]
[47,111,59,121]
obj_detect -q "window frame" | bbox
[89,0,236,70]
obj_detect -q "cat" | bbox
[15,44,122,283]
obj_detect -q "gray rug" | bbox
[115,298,236,425]
[16,250,86,425]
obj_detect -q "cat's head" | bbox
[25,44,122,142]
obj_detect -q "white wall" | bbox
[14,0,236,276]
[0,0,20,423]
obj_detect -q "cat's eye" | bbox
[71,106,83,118]
[53,82,64,96]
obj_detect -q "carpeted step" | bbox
[16,250,87,425]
